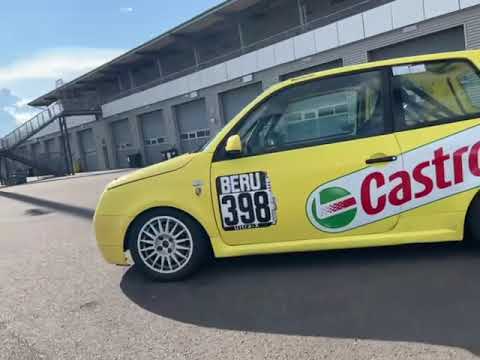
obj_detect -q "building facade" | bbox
[17,0,480,173]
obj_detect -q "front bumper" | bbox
[94,214,131,265]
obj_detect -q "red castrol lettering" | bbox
[361,142,480,214]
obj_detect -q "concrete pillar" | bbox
[128,114,146,166]
[92,120,115,170]
[68,128,82,171]
[156,58,164,79]
[128,69,135,89]
[237,22,246,51]
[164,106,182,152]
[297,0,306,27]
[58,117,74,175]
[203,91,224,135]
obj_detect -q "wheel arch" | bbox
[464,189,480,240]
[123,206,213,254]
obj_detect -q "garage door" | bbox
[16,146,29,172]
[44,138,57,161]
[368,26,465,62]
[78,129,98,172]
[111,119,133,168]
[44,138,63,174]
[140,110,169,165]
[280,59,343,81]
[30,141,50,175]
[31,142,42,162]
[175,99,210,153]
[220,82,263,124]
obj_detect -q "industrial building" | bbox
[2,0,480,181]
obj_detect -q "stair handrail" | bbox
[0,100,64,151]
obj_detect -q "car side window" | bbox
[236,70,386,156]
[392,60,480,130]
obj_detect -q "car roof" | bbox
[285,49,480,86]
[202,49,480,153]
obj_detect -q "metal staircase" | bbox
[1,149,59,176]
[0,101,66,178]
[0,92,102,184]
[0,101,63,152]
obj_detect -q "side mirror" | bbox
[225,134,243,154]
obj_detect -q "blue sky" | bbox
[0,0,224,136]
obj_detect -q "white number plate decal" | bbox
[216,172,277,231]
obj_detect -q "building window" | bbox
[116,143,132,150]
[234,69,386,156]
[144,137,166,146]
[180,129,211,141]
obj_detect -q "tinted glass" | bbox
[236,70,386,156]
[392,60,480,130]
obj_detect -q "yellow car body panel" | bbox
[94,50,480,265]
[210,134,403,246]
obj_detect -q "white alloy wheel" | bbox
[137,216,194,274]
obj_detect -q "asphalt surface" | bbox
[1,170,480,359]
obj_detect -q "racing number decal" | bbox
[216,172,277,231]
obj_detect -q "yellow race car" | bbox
[94,50,480,281]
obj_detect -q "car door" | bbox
[390,59,480,227]
[210,69,404,246]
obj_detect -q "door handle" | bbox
[365,155,398,165]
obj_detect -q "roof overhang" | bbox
[29,0,263,107]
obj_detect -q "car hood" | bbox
[107,153,197,189]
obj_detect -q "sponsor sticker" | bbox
[307,187,358,230]
[217,172,277,231]
[307,125,480,233]
[392,64,426,76]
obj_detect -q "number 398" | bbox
[221,191,272,227]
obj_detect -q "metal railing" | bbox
[0,101,64,151]
[1,149,61,176]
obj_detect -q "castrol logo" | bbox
[307,125,480,233]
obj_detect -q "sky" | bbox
[0,0,225,136]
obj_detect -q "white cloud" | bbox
[0,47,125,85]
[15,98,31,108]
[3,105,40,125]
[0,47,124,130]
[120,7,134,13]
[0,88,40,127]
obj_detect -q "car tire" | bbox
[465,194,480,246]
[128,208,210,281]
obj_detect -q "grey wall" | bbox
[78,128,98,171]
[139,110,171,165]
[368,26,466,61]
[174,99,209,153]
[220,82,263,124]
[279,59,344,80]
[110,119,134,168]
[44,137,64,175]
